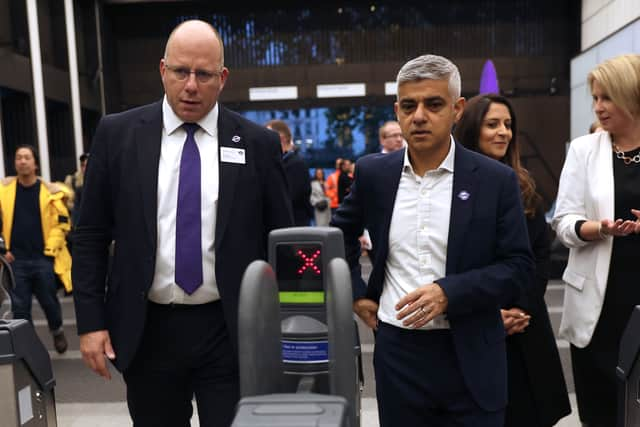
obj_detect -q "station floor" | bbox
[55,395,581,426]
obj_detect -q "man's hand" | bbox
[5,251,14,263]
[501,308,531,335]
[353,298,379,330]
[79,330,116,380]
[395,283,448,329]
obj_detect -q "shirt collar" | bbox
[403,135,456,176]
[162,96,219,137]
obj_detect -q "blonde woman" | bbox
[552,54,640,426]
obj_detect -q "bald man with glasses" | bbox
[73,19,293,427]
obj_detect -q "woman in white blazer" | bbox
[552,54,640,427]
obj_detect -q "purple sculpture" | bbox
[479,59,499,95]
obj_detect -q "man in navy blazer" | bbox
[331,54,533,426]
[72,20,293,427]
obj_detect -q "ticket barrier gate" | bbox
[0,238,57,427]
[617,305,640,427]
[233,227,361,427]
[0,320,57,427]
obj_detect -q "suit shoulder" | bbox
[99,102,161,125]
[568,132,602,154]
[356,149,402,168]
[463,147,513,178]
[221,107,273,136]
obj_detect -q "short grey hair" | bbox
[396,54,461,99]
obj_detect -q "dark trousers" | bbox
[374,323,504,427]
[504,341,541,427]
[123,301,239,427]
[571,344,622,427]
[10,258,62,331]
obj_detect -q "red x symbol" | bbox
[296,249,322,276]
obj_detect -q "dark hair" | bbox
[79,153,90,162]
[15,144,40,168]
[454,93,541,218]
[265,119,291,142]
[314,168,325,181]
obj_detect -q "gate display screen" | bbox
[276,243,324,304]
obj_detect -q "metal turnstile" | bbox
[0,236,57,426]
[617,306,640,427]
[233,227,360,427]
[0,320,57,426]
[233,393,348,426]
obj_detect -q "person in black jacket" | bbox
[266,119,313,226]
[455,93,571,427]
[337,158,353,204]
[73,20,293,427]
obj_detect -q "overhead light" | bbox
[249,86,298,101]
[317,83,366,98]
[385,81,397,96]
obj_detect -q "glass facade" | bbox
[241,104,395,170]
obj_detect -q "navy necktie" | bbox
[175,123,203,295]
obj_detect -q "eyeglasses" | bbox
[164,63,222,84]
[384,132,403,138]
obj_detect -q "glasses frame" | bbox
[164,63,223,84]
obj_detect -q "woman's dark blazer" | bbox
[505,208,571,426]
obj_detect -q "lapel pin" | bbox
[232,135,241,143]
[457,190,470,201]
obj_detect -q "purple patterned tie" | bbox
[175,123,203,295]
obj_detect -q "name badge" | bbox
[221,147,246,164]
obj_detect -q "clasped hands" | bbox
[501,308,530,335]
[353,283,448,330]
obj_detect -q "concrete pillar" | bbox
[26,0,50,181]
[65,0,84,167]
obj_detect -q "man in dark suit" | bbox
[72,20,293,427]
[266,119,313,226]
[331,54,533,427]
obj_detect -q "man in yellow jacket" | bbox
[0,145,71,353]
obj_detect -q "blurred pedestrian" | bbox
[310,168,331,226]
[266,119,313,226]
[0,145,70,353]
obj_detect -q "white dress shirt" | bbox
[378,138,455,330]
[148,97,220,304]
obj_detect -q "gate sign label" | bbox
[282,340,329,363]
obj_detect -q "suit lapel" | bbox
[372,150,404,275]
[136,103,163,251]
[215,107,242,249]
[446,144,478,274]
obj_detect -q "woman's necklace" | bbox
[611,134,640,165]
[612,143,640,165]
